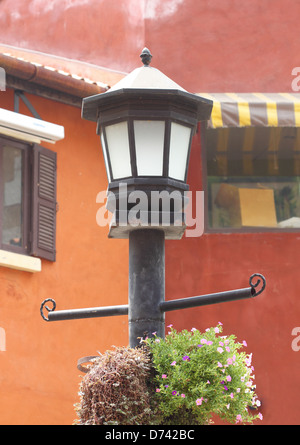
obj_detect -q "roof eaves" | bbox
[0,52,109,99]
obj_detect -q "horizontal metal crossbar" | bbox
[40,273,265,322]
[40,302,128,321]
[159,286,255,313]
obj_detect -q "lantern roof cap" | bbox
[108,47,186,92]
[108,66,186,93]
[82,49,213,122]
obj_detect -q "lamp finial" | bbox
[140,48,152,66]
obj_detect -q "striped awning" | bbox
[198,93,300,128]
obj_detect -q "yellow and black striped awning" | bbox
[198,93,300,128]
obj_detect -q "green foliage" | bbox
[145,323,262,425]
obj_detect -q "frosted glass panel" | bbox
[100,132,111,182]
[134,120,165,176]
[169,123,192,181]
[105,122,132,180]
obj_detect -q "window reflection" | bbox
[2,145,23,245]
[206,127,300,230]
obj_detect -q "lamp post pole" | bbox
[129,229,165,347]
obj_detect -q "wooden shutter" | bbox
[31,144,57,261]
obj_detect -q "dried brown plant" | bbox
[74,346,154,425]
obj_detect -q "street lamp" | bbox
[82,48,212,345]
[40,49,266,350]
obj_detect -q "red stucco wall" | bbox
[166,127,300,425]
[0,0,299,92]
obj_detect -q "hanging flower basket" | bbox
[74,323,263,425]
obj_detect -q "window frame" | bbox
[0,134,57,261]
[0,135,31,255]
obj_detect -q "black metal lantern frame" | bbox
[83,87,212,238]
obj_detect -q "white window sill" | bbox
[0,249,41,273]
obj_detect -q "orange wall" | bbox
[0,90,130,424]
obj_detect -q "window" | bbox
[0,135,57,261]
[204,126,300,231]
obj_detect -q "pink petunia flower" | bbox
[196,398,203,405]
[236,414,242,423]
